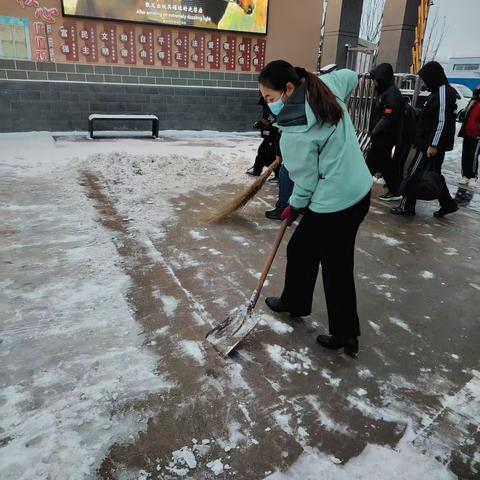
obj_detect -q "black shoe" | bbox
[265,297,305,317]
[265,208,284,220]
[265,297,289,313]
[390,206,415,216]
[433,203,459,217]
[379,192,402,201]
[316,334,359,357]
[246,167,260,177]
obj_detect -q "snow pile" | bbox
[259,313,294,335]
[0,132,175,479]
[372,233,403,247]
[266,439,455,480]
[265,344,314,375]
[1,130,476,480]
[179,340,206,365]
[420,270,435,279]
[72,133,258,235]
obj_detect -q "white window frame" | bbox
[0,16,32,60]
[453,63,480,72]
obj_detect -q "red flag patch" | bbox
[384,108,393,115]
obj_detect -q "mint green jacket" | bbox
[277,69,373,213]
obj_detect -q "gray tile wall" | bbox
[0,60,261,132]
[0,79,260,133]
[0,59,260,89]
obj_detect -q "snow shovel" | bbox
[206,219,289,357]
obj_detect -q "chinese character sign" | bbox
[207,34,221,70]
[53,17,267,71]
[174,32,189,69]
[80,23,98,63]
[191,33,205,69]
[120,27,136,64]
[100,26,118,63]
[33,21,49,62]
[253,39,266,72]
[157,30,172,67]
[238,37,252,72]
[223,36,237,71]
[46,24,56,63]
[139,28,155,66]
[59,22,79,61]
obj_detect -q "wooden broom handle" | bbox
[256,156,281,184]
[249,219,289,310]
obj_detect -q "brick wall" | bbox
[0,59,261,133]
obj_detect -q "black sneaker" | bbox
[390,206,415,216]
[265,297,305,317]
[265,297,289,313]
[246,167,260,177]
[433,203,459,217]
[265,207,284,220]
[379,192,402,201]
[316,334,359,357]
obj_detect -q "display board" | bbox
[61,0,269,34]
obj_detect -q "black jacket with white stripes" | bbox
[415,61,457,153]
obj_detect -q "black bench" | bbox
[88,114,159,139]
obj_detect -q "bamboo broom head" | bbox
[205,157,281,224]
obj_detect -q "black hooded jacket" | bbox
[257,96,281,154]
[416,61,457,152]
[369,63,403,143]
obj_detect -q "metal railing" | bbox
[348,72,422,155]
[345,46,378,74]
[348,74,376,154]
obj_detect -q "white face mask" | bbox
[268,92,285,116]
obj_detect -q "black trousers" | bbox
[366,140,401,195]
[253,139,276,175]
[400,149,456,212]
[461,137,480,179]
[280,193,371,337]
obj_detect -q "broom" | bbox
[206,156,281,223]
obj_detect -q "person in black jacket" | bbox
[458,86,480,187]
[248,97,295,221]
[392,61,458,217]
[247,97,281,177]
[366,63,404,201]
[395,97,417,178]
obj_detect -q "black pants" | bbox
[461,137,480,179]
[366,140,401,195]
[400,149,456,212]
[253,139,276,175]
[280,193,371,337]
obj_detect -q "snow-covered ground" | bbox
[1,131,479,479]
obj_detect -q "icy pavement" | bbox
[0,131,479,479]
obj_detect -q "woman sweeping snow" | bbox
[259,60,372,357]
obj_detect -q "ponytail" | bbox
[259,60,343,125]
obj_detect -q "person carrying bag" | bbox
[399,148,444,201]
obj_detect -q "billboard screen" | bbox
[61,0,269,34]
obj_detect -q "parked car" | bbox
[451,83,473,120]
[399,83,473,121]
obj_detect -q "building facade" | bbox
[445,57,480,91]
[0,0,323,133]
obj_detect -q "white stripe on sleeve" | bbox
[473,138,480,174]
[432,85,446,146]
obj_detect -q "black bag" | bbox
[399,149,444,201]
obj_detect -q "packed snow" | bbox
[1,130,478,480]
